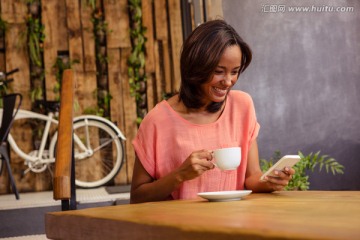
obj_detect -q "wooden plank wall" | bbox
[0,0,223,194]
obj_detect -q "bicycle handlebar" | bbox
[5,68,19,76]
[0,68,18,82]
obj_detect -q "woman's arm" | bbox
[244,140,295,192]
[130,150,214,203]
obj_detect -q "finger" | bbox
[283,167,296,175]
[197,160,215,169]
[194,150,213,161]
[273,170,292,180]
[194,165,210,175]
[266,176,289,186]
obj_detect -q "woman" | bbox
[131,19,294,203]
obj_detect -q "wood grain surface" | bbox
[46,191,360,239]
[53,69,74,200]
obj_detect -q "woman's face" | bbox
[201,45,242,105]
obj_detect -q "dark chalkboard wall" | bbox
[223,0,360,190]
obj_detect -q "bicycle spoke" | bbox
[92,137,117,153]
[68,118,124,188]
[84,118,91,149]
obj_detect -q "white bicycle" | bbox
[0,69,126,188]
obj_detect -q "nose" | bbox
[222,74,233,87]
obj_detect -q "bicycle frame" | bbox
[4,109,57,164]
[0,108,126,173]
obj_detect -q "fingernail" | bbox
[274,170,279,175]
[285,167,289,171]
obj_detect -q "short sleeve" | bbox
[248,95,260,146]
[132,115,157,178]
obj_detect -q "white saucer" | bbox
[198,190,252,202]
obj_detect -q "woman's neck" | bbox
[167,95,225,124]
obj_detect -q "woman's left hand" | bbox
[262,167,295,191]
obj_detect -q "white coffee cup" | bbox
[213,147,241,170]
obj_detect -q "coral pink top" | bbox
[132,90,260,200]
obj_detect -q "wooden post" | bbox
[53,69,75,200]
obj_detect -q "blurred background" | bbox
[0,0,358,195]
[224,0,360,190]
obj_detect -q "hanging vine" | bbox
[128,0,147,124]
[83,0,112,117]
[52,55,79,101]
[25,0,46,102]
[24,0,46,144]
[0,17,6,36]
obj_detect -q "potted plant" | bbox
[260,150,345,190]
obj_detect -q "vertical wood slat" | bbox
[141,0,155,73]
[53,69,74,200]
[74,72,97,115]
[80,3,96,72]
[42,0,63,101]
[146,73,155,110]
[153,41,162,103]
[65,0,97,116]
[142,0,156,110]
[56,0,69,51]
[168,0,183,92]
[103,0,131,48]
[0,0,27,24]
[154,0,168,40]
[65,0,84,73]
[120,48,137,183]
[154,0,172,94]
[162,40,172,93]
[107,48,127,184]
[4,22,34,193]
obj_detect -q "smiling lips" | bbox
[213,87,228,97]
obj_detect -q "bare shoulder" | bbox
[166,94,182,112]
[228,90,253,104]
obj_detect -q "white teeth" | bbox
[213,87,227,94]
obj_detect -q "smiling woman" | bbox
[130,19,297,204]
[200,45,242,104]
[179,20,252,113]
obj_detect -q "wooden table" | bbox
[45,191,360,240]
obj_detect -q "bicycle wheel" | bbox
[72,118,124,188]
[49,118,125,188]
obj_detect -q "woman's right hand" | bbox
[175,150,215,182]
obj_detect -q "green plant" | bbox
[53,56,79,100]
[25,2,46,102]
[85,0,96,10]
[82,87,109,117]
[260,150,345,191]
[128,0,147,123]
[85,1,113,117]
[0,17,7,32]
[26,16,45,68]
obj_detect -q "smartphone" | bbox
[260,155,301,181]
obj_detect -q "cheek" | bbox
[232,76,239,84]
[209,75,223,84]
